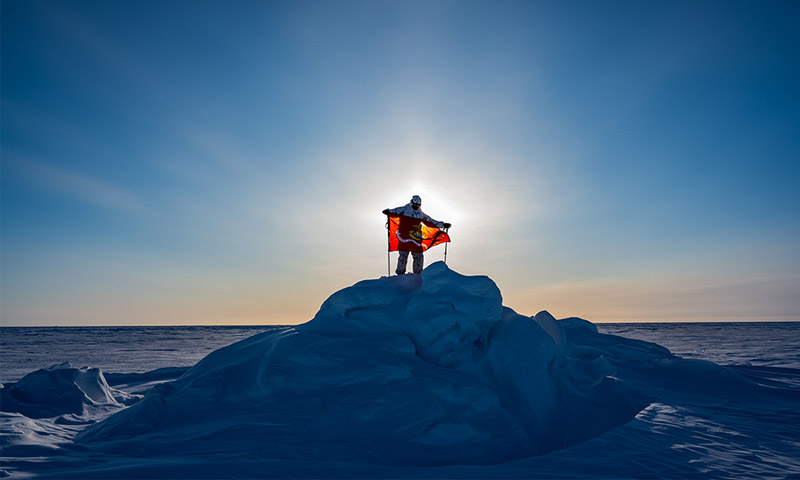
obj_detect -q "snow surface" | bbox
[0,325,278,384]
[2,262,799,478]
[0,363,139,419]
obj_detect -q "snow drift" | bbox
[78,262,649,465]
[1,362,136,418]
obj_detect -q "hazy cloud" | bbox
[8,154,147,214]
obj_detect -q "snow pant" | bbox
[396,251,423,275]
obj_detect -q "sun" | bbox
[387,182,464,228]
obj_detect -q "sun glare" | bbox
[386,182,464,228]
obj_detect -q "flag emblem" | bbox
[387,214,450,252]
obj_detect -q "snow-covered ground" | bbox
[0,325,280,385]
[599,322,800,371]
[2,262,799,479]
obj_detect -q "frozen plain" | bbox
[1,262,799,479]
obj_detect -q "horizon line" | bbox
[2,319,798,328]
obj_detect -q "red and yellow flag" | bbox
[387,214,450,252]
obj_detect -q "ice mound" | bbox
[78,263,650,465]
[1,363,135,418]
[313,262,502,367]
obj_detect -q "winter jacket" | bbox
[387,203,445,229]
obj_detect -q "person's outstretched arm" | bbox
[385,205,406,215]
[419,211,446,229]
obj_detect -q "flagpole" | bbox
[386,218,391,277]
[443,227,449,265]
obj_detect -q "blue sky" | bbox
[2,0,799,325]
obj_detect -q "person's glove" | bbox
[382,209,389,215]
[443,222,451,229]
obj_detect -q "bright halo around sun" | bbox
[387,182,464,228]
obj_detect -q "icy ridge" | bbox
[1,363,137,418]
[76,262,651,465]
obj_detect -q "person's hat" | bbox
[411,195,422,205]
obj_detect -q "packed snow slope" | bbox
[78,262,648,465]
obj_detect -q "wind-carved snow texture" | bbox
[3,263,799,478]
[1,362,138,418]
[77,262,647,465]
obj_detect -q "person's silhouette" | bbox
[382,195,450,275]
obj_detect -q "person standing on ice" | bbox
[382,195,450,275]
